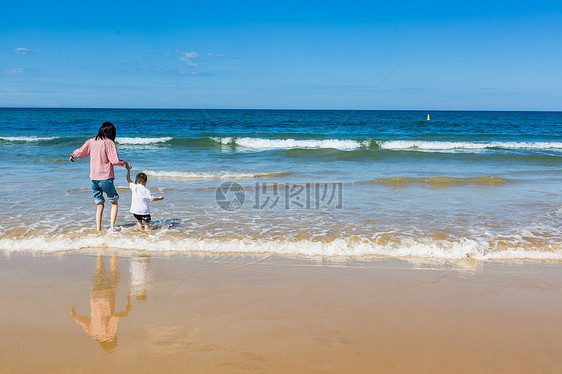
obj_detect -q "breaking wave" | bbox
[0,136,60,142]
[379,140,562,151]
[0,233,560,261]
[210,137,562,152]
[212,137,366,150]
[3,135,562,153]
[116,137,173,145]
[143,169,291,180]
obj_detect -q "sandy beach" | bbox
[3,0,562,370]
[0,251,560,373]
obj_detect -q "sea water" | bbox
[0,108,561,260]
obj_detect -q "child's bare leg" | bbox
[96,204,104,232]
[144,223,150,231]
[136,220,143,230]
[109,202,118,230]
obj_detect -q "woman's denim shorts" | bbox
[91,178,119,205]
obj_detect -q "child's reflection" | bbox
[70,255,132,353]
[129,254,152,303]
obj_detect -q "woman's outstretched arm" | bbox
[70,138,92,161]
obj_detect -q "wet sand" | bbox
[0,251,561,373]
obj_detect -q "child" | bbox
[126,164,164,230]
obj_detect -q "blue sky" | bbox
[1,1,561,110]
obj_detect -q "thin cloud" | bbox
[206,53,225,57]
[14,47,31,55]
[4,68,24,74]
[177,50,199,66]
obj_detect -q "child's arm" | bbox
[126,163,132,184]
[153,196,164,201]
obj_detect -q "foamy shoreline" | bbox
[1,235,561,261]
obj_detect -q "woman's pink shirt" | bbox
[72,138,125,180]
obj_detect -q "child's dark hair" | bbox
[135,173,147,184]
[95,122,117,141]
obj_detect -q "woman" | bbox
[70,122,130,231]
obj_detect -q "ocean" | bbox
[0,108,561,260]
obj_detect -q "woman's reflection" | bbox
[70,255,132,353]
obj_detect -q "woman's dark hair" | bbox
[95,122,117,141]
[98,337,118,353]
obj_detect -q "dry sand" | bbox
[0,251,561,373]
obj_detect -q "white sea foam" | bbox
[210,137,562,152]
[380,140,562,151]
[143,169,290,180]
[0,136,59,142]
[211,136,233,145]
[116,137,173,145]
[0,235,560,261]
[213,137,365,150]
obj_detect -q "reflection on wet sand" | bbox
[0,252,560,373]
[70,255,133,353]
[129,254,152,303]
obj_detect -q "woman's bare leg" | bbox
[96,254,103,271]
[96,204,104,232]
[110,202,118,230]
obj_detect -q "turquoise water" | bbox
[1,108,561,259]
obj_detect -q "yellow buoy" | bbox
[427,114,430,121]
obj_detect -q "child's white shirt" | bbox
[129,183,155,215]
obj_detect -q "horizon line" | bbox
[1,106,561,113]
